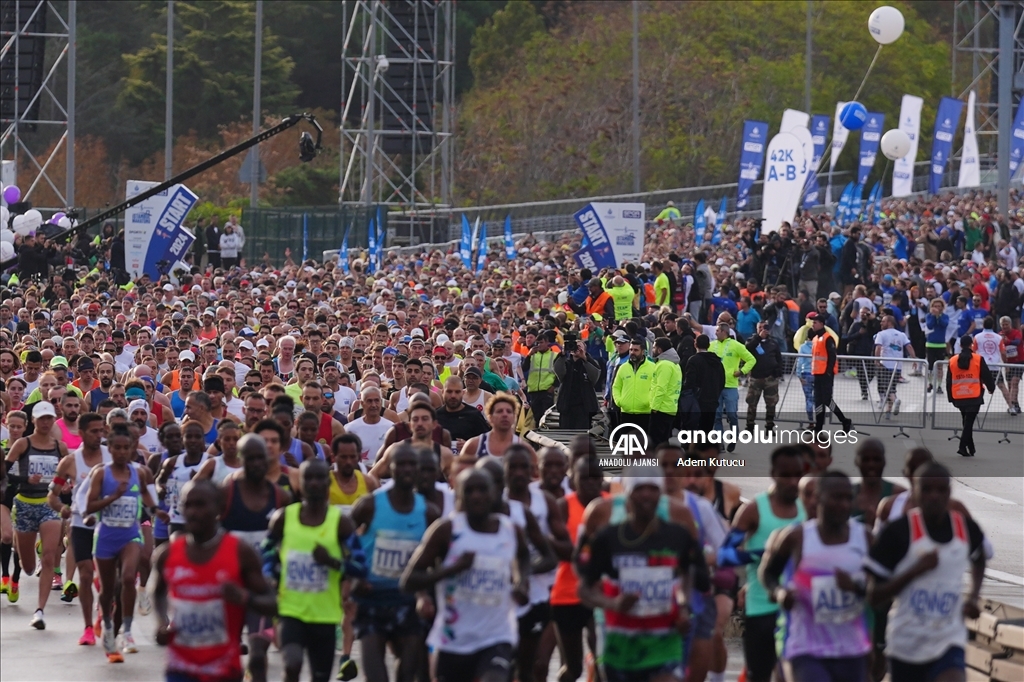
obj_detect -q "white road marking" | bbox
[957,488,1019,506]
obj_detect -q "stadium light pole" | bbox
[67,1,76,205]
[165,1,173,181]
[631,0,640,194]
[251,0,263,209]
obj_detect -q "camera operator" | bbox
[554,333,600,429]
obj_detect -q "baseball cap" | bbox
[77,358,95,371]
[178,350,196,363]
[612,331,630,342]
[410,328,424,338]
[256,338,270,348]
[88,303,100,312]
[432,346,447,355]
[464,366,482,378]
[97,317,110,325]
[383,347,399,356]
[163,283,175,292]
[50,356,69,369]
[806,312,822,322]
[238,340,255,351]
[33,401,57,418]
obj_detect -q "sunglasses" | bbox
[246,381,261,388]
[324,392,334,399]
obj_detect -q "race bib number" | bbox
[28,454,58,483]
[231,530,267,552]
[332,504,353,516]
[371,535,420,579]
[618,566,675,617]
[1007,346,1018,358]
[811,575,861,625]
[284,550,329,593]
[454,555,510,606]
[171,597,228,648]
[103,494,138,528]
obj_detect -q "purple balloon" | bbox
[2,185,20,204]
[52,212,65,221]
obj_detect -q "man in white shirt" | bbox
[345,386,395,464]
[873,314,915,417]
[998,240,1019,271]
[128,399,162,453]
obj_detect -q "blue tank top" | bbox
[153,451,172,539]
[89,387,110,412]
[280,437,304,466]
[170,391,187,420]
[96,464,142,551]
[204,419,220,447]
[357,488,427,605]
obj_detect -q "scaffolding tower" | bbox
[0,0,76,209]
[952,1,1024,157]
[339,0,454,210]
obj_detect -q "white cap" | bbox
[436,333,451,344]
[163,283,175,292]
[128,399,149,417]
[32,401,57,418]
[97,317,110,325]
[256,338,270,348]
[286,280,297,288]
[238,340,255,351]
[178,350,196,362]
[191,284,203,293]
[410,328,424,338]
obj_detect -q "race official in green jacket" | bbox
[709,322,756,452]
[611,338,656,433]
[650,338,682,446]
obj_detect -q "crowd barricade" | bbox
[930,361,1024,440]
[737,354,928,436]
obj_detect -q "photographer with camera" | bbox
[554,333,601,429]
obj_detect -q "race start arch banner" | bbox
[573,202,646,267]
[125,180,199,280]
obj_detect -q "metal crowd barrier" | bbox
[738,353,928,437]
[930,361,1024,441]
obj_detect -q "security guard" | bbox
[946,334,996,457]
[523,330,559,421]
[809,312,853,433]
[611,338,656,434]
[650,337,682,446]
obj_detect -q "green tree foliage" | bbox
[118,0,299,163]
[456,1,950,204]
[469,1,546,89]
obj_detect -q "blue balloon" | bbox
[840,102,868,131]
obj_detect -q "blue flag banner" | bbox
[716,196,727,228]
[503,214,515,260]
[302,214,309,262]
[866,181,882,223]
[367,217,377,274]
[836,182,854,227]
[374,221,384,270]
[850,184,864,222]
[572,204,617,268]
[858,113,885,186]
[476,221,487,272]
[803,114,829,209]
[737,120,769,209]
[460,214,473,267]
[930,96,965,194]
[376,206,383,242]
[693,199,707,244]
[140,185,199,280]
[1009,99,1024,179]
[339,224,350,274]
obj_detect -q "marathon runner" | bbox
[349,443,439,682]
[219,433,289,682]
[371,402,453,482]
[84,422,162,660]
[4,399,69,629]
[578,467,708,682]
[194,419,242,483]
[460,393,522,459]
[157,421,211,536]
[153,478,277,682]
[0,410,26,604]
[865,462,986,682]
[265,459,356,682]
[760,471,873,682]
[401,467,531,682]
[45,412,110,645]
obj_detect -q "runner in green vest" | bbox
[266,459,356,682]
[606,276,636,321]
[523,331,559,421]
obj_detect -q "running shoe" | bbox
[892,398,901,416]
[79,626,96,646]
[103,627,116,655]
[61,580,78,603]
[122,632,138,654]
[137,589,152,616]
[31,609,45,630]
[107,652,125,664]
[337,656,358,681]
[52,573,63,591]
[0,576,8,595]
[8,582,19,603]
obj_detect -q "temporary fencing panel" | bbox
[929,361,1024,439]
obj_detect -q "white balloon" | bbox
[869,6,904,45]
[0,205,8,226]
[12,214,31,236]
[22,208,43,231]
[881,129,912,160]
[0,241,13,261]
[57,216,71,229]
[0,229,13,244]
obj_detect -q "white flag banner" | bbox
[826,102,849,204]
[958,90,981,188]
[781,109,810,133]
[762,132,809,233]
[892,94,923,197]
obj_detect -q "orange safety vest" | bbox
[643,282,655,304]
[949,354,982,400]
[585,291,612,316]
[810,334,836,375]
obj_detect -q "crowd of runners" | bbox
[0,187,1018,682]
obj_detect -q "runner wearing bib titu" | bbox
[277,503,344,625]
[94,464,143,560]
[430,512,519,653]
[358,488,426,604]
[164,532,247,682]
